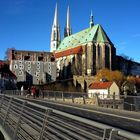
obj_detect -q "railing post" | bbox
[130,104,133,111]
[13,101,26,140]
[83,95,86,104]
[54,92,57,101]
[102,128,112,140]
[62,92,65,101]
[72,94,74,103]
[95,94,99,106]
[39,109,52,140]
[47,91,50,99]
[109,129,118,140]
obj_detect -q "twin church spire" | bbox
[50,4,71,52]
[50,3,60,52]
[50,4,94,52]
[64,6,72,37]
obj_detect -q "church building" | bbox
[51,4,116,80]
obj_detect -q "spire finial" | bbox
[91,10,93,17]
[90,10,94,28]
[53,3,58,26]
[64,6,72,37]
[66,5,70,28]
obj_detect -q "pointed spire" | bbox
[90,10,94,28]
[50,3,60,52]
[91,10,93,17]
[64,6,72,37]
[66,6,70,28]
[53,3,58,26]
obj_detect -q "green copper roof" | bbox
[56,24,112,51]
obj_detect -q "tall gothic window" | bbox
[98,46,102,69]
[105,45,110,68]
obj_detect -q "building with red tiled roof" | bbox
[89,82,113,89]
[88,82,120,99]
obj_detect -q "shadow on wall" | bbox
[0,131,5,140]
[43,79,83,92]
[59,60,82,80]
[26,72,33,86]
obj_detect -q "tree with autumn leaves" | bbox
[95,68,140,94]
[95,68,125,87]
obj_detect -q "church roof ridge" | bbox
[56,24,112,52]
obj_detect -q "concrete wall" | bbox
[10,60,56,85]
[73,75,95,91]
[88,89,108,99]
[110,82,120,98]
[9,50,56,85]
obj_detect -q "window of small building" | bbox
[37,66,40,69]
[28,65,31,69]
[12,54,15,60]
[24,56,30,61]
[51,57,55,62]
[38,56,43,61]
[18,70,23,76]
[14,64,18,69]
[27,69,31,73]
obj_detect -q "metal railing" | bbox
[1,90,140,111]
[0,94,139,140]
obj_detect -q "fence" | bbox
[0,94,140,140]
[1,90,140,111]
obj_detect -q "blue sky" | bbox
[0,0,140,62]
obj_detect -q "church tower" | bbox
[50,3,60,52]
[89,11,94,28]
[64,6,72,37]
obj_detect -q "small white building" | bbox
[88,82,120,99]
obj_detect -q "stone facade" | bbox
[73,75,95,91]
[55,41,116,79]
[10,49,56,85]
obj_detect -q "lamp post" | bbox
[123,86,127,98]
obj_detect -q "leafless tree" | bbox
[4,47,15,60]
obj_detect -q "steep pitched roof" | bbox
[89,82,113,89]
[54,46,82,58]
[56,24,112,52]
